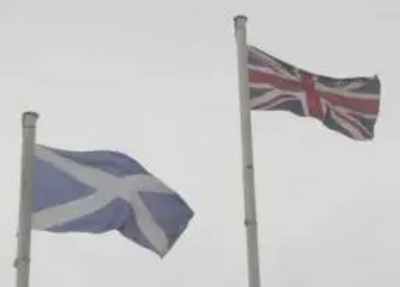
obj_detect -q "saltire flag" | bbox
[32,144,194,257]
[248,45,381,140]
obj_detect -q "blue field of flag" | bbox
[32,145,194,256]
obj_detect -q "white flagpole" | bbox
[14,111,39,287]
[234,15,261,287]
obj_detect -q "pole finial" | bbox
[22,111,39,128]
[234,15,248,28]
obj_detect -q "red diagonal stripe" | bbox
[251,94,298,110]
[249,70,302,93]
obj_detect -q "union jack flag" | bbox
[248,45,381,140]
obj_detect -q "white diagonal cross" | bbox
[33,145,172,255]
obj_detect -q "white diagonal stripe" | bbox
[248,46,299,81]
[33,145,171,254]
[330,110,365,140]
[33,191,113,229]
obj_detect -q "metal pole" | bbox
[234,15,261,287]
[14,111,39,287]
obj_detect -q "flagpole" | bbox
[14,111,39,287]
[234,15,261,287]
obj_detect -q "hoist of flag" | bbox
[32,145,194,257]
[248,45,381,140]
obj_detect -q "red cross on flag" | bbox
[248,45,381,140]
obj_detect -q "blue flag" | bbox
[32,145,194,256]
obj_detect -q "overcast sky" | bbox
[1,0,400,286]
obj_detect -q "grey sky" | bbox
[1,0,399,286]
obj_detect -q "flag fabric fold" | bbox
[32,144,194,257]
[248,45,381,140]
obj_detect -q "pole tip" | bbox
[234,15,248,29]
[22,111,39,127]
[234,15,247,21]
